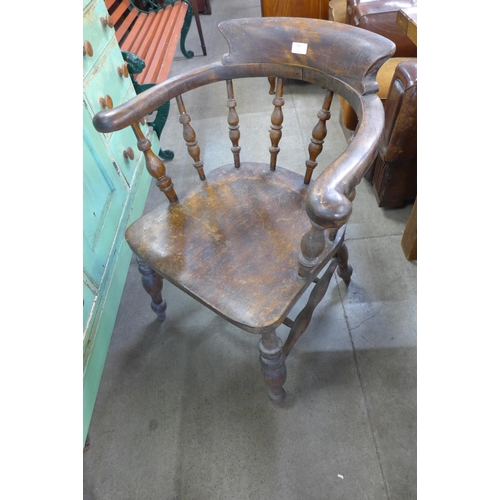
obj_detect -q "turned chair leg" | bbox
[259,330,287,403]
[336,243,353,286]
[136,256,167,321]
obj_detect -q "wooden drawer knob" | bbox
[123,147,135,160]
[83,40,94,57]
[117,64,129,78]
[100,15,114,28]
[99,94,113,109]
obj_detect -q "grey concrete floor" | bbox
[83,1,417,499]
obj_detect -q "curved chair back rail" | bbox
[94,18,394,131]
[93,18,394,226]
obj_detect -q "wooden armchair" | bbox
[93,18,395,403]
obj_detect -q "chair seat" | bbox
[126,162,331,332]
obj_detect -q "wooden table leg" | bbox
[401,197,417,260]
[191,0,207,56]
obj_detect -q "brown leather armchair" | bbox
[372,59,416,207]
[339,0,417,207]
[339,57,417,208]
[346,0,417,57]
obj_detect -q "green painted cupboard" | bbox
[83,0,157,445]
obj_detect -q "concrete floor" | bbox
[83,1,417,498]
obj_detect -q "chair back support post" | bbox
[304,90,334,184]
[298,223,327,277]
[225,80,241,168]
[175,94,206,180]
[269,78,284,171]
[131,121,179,202]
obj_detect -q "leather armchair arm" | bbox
[381,59,417,163]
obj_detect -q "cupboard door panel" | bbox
[83,104,128,286]
[83,278,97,332]
[83,0,161,447]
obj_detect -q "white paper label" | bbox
[291,42,308,55]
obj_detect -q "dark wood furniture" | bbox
[371,59,416,207]
[397,6,417,44]
[105,0,207,159]
[346,0,417,57]
[338,56,417,208]
[402,197,417,260]
[397,6,417,260]
[93,17,395,403]
[261,0,330,20]
[197,0,211,14]
[338,0,417,213]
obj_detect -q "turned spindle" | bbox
[176,94,206,180]
[304,90,333,184]
[298,223,326,277]
[131,122,178,202]
[336,243,353,286]
[283,258,339,357]
[269,78,284,171]
[329,189,356,241]
[226,80,241,168]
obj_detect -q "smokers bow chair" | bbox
[93,18,395,403]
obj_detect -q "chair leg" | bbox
[136,256,167,322]
[336,243,353,286]
[259,330,287,403]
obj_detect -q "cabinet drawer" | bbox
[107,86,153,185]
[84,41,133,130]
[108,126,139,185]
[83,0,116,78]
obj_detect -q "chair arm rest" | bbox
[381,59,417,162]
[305,94,385,228]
